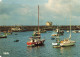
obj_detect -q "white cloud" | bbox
[0,0,2,2]
[45,0,71,14]
[45,0,80,16]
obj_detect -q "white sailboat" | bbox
[60,15,76,47]
[52,19,76,47]
[52,4,76,47]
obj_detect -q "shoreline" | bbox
[0,25,80,32]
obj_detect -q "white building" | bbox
[11,27,22,31]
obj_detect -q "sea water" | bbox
[0,31,79,57]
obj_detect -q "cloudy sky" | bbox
[0,0,80,25]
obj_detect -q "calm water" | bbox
[0,31,80,57]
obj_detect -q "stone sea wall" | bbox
[0,25,80,32]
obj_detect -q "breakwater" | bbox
[0,25,80,32]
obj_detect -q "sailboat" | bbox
[32,28,41,38]
[0,35,7,38]
[27,5,45,47]
[52,22,75,47]
[52,25,75,47]
[0,32,7,38]
[60,19,76,46]
[52,8,76,47]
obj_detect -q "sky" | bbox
[0,0,80,25]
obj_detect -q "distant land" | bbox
[0,25,80,32]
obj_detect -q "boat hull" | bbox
[27,42,35,47]
[52,40,75,47]
[0,36,7,38]
[27,44,35,47]
[60,42,75,47]
[35,40,45,46]
[27,39,45,47]
[53,45,61,48]
[52,43,61,48]
[51,37,55,40]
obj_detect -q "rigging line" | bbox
[38,5,39,34]
[38,0,39,34]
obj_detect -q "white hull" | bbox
[60,42,75,47]
[60,40,75,47]
[52,43,61,48]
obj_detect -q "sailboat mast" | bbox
[38,5,39,33]
[70,0,72,39]
[70,12,71,39]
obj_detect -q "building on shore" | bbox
[46,22,52,26]
[11,27,22,32]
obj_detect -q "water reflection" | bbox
[59,46,76,57]
[26,45,45,57]
[27,44,45,50]
[53,46,76,57]
[60,47,64,54]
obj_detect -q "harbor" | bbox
[0,0,80,57]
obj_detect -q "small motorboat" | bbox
[72,30,79,33]
[51,37,55,40]
[15,34,18,35]
[67,30,69,32]
[14,40,19,42]
[51,32,57,40]
[51,36,56,40]
[51,34,57,36]
[0,34,7,38]
[40,29,46,33]
[52,43,61,48]
[52,36,61,48]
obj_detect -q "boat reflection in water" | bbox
[60,46,76,56]
[27,45,45,57]
[27,44,45,49]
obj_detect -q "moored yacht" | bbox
[27,5,45,47]
[60,38,75,47]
